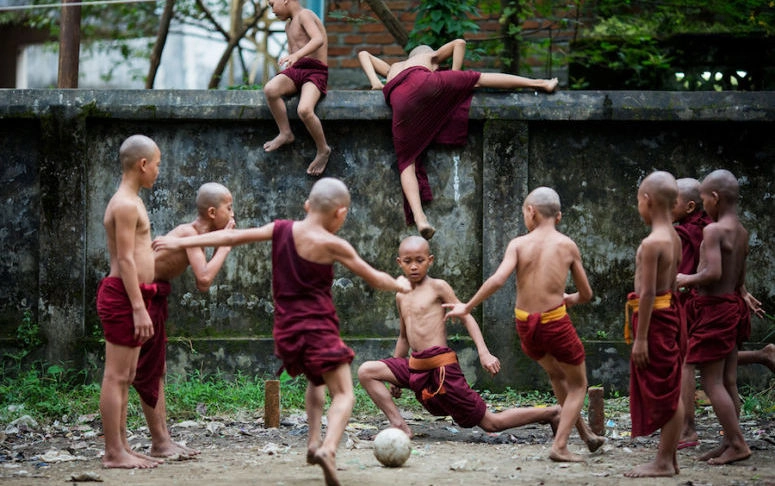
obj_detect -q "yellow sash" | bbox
[624,293,672,345]
[514,304,567,323]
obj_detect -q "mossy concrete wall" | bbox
[1,89,774,395]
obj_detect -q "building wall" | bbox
[1,89,774,394]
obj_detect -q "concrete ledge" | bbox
[1,89,774,121]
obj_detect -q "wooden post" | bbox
[57,0,81,88]
[587,386,605,436]
[264,379,280,428]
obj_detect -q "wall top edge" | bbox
[1,89,773,122]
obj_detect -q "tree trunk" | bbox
[208,15,262,89]
[362,0,409,49]
[145,0,175,89]
[500,7,521,75]
[57,0,81,88]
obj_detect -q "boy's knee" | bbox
[296,104,316,121]
[357,360,378,382]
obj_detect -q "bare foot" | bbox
[306,441,321,465]
[306,146,332,176]
[390,423,414,439]
[263,133,295,152]
[585,434,606,453]
[310,448,340,486]
[102,450,159,469]
[549,447,585,463]
[678,430,699,445]
[417,223,436,240]
[623,461,675,478]
[707,444,751,465]
[540,405,561,437]
[130,448,164,464]
[763,343,775,372]
[542,78,559,93]
[150,441,200,459]
[698,443,726,461]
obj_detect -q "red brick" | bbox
[325,23,352,33]
[344,35,364,44]
[340,58,363,68]
[365,33,395,44]
[328,46,353,56]
[382,45,406,55]
[357,22,386,33]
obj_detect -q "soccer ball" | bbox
[373,427,411,467]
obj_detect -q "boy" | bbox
[624,171,684,478]
[443,187,605,462]
[672,177,712,449]
[675,177,769,449]
[676,169,752,465]
[152,177,411,486]
[138,182,235,459]
[358,39,557,240]
[97,134,162,469]
[263,0,331,176]
[358,236,560,439]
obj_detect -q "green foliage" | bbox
[0,361,96,424]
[570,0,774,89]
[15,309,41,351]
[407,0,481,52]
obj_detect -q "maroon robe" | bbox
[96,277,171,408]
[271,220,354,385]
[515,305,585,366]
[383,66,481,224]
[281,57,328,95]
[628,292,685,437]
[685,292,751,364]
[675,210,712,275]
[382,346,487,428]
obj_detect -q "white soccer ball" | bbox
[373,427,412,467]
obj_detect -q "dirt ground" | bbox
[2,405,775,486]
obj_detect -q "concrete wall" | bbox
[1,89,774,395]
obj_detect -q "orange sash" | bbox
[409,351,457,401]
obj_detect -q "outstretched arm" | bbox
[438,281,500,376]
[357,51,391,89]
[153,223,274,252]
[443,238,518,318]
[331,239,411,293]
[431,38,466,70]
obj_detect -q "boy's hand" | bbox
[395,276,412,293]
[743,291,765,318]
[675,273,690,290]
[442,302,468,320]
[631,338,649,369]
[152,236,179,252]
[370,83,384,90]
[133,308,154,344]
[479,353,501,376]
[389,384,403,399]
[279,54,298,69]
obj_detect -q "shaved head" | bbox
[409,45,433,58]
[308,177,350,212]
[196,182,232,216]
[119,134,159,172]
[676,177,701,205]
[524,186,561,218]
[701,169,739,203]
[640,171,678,209]
[398,235,430,255]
